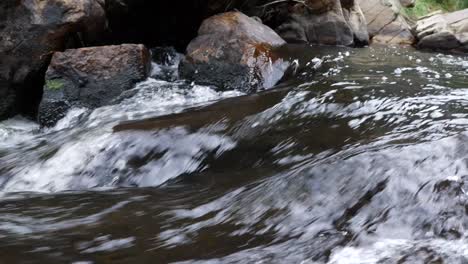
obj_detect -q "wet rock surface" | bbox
[150,47,180,66]
[179,11,290,93]
[38,44,151,127]
[0,0,106,120]
[149,47,183,82]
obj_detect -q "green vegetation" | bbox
[403,0,468,18]
[45,79,65,91]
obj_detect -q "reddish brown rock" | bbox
[179,11,290,92]
[38,44,151,127]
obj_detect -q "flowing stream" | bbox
[1,45,468,263]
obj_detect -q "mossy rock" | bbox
[45,79,65,91]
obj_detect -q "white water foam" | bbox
[0,77,243,193]
[329,238,468,263]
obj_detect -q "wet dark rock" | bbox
[150,47,180,66]
[179,11,290,93]
[417,177,468,240]
[418,31,461,51]
[276,0,369,46]
[433,178,466,199]
[432,212,464,240]
[149,47,183,82]
[0,0,106,120]
[38,44,151,127]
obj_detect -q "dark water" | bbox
[0,45,468,263]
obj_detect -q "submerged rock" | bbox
[416,9,468,52]
[149,47,183,82]
[276,0,369,46]
[38,44,151,127]
[179,11,290,92]
[0,0,106,120]
[358,0,415,45]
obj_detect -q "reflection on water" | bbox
[0,45,467,263]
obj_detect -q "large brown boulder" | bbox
[179,11,290,93]
[275,0,369,46]
[38,44,151,127]
[358,0,415,45]
[0,0,106,120]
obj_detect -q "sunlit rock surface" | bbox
[180,11,290,93]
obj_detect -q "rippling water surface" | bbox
[1,45,468,263]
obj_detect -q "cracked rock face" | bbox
[358,0,415,45]
[416,9,468,52]
[0,0,106,120]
